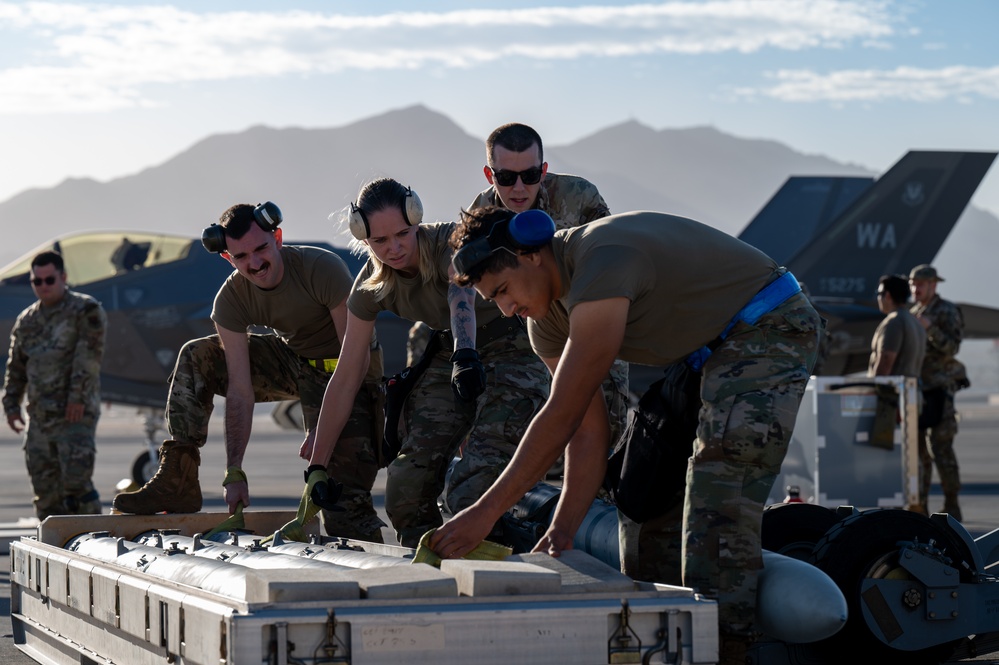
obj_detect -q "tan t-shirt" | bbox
[212,245,356,358]
[529,211,778,365]
[347,222,504,329]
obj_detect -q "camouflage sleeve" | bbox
[467,188,495,212]
[578,186,610,224]
[2,316,27,415]
[67,300,107,405]
[926,300,963,357]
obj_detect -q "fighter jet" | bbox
[0,231,411,481]
[738,150,998,375]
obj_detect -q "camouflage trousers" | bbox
[167,334,386,540]
[918,389,960,506]
[387,328,549,548]
[620,292,819,638]
[409,321,629,447]
[23,409,101,519]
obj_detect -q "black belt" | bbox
[435,315,524,352]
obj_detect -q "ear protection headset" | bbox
[202,201,283,254]
[451,209,556,276]
[348,187,424,240]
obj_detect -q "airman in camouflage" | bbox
[467,122,628,449]
[909,264,966,520]
[113,203,386,543]
[3,251,106,519]
[303,179,549,548]
[434,210,820,665]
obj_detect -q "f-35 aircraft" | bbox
[737,150,998,375]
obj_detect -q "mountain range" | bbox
[2,104,997,311]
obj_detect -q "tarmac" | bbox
[2,394,999,664]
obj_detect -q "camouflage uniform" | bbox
[167,334,386,540]
[910,294,965,515]
[388,325,548,548]
[620,293,820,644]
[3,291,106,519]
[468,172,629,447]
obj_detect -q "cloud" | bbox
[0,0,895,114]
[741,65,999,102]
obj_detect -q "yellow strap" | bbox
[203,502,245,539]
[222,466,247,485]
[411,529,512,567]
[308,358,339,372]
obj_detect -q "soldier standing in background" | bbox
[909,264,967,520]
[3,251,107,519]
[869,274,926,378]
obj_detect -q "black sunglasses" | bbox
[491,166,544,187]
[31,276,57,286]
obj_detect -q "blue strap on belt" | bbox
[686,271,801,371]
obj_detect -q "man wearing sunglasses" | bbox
[470,122,610,227]
[463,121,630,463]
[3,251,107,519]
[868,274,925,378]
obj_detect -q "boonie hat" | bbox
[909,264,944,282]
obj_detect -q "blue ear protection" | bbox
[451,209,555,276]
[202,201,283,253]
[348,187,423,240]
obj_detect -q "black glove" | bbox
[450,348,486,404]
[305,464,344,512]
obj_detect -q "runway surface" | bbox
[2,394,998,664]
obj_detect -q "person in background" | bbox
[869,274,926,377]
[3,251,106,519]
[909,264,967,520]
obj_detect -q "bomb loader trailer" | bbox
[500,482,999,665]
[758,502,999,664]
[9,511,720,665]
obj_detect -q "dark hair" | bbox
[486,123,544,164]
[218,204,259,241]
[356,177,412,220]
[879,274,910,304]
[31,250,64,273]
[450,206,528,286]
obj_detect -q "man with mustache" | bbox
[113,202,386,543]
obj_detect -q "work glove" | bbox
[306,464,344,512]
[263,465,337,544]
[450,348,486,404]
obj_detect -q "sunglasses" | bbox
[491,166,544,187]
[31,276,58,286]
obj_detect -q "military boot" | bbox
[112,441,202,514]
[943,493,963,522]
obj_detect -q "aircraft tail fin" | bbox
[738,176,873,265]
[780,151,996,300]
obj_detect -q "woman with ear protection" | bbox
[300,177,549,548]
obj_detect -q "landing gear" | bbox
[131,449,159,486]
[130,407,165,485]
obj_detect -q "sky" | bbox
[2,0,998,217]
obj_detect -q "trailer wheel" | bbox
[761,503,841,560]
[131,450,159,485]
[808,509,970,664]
